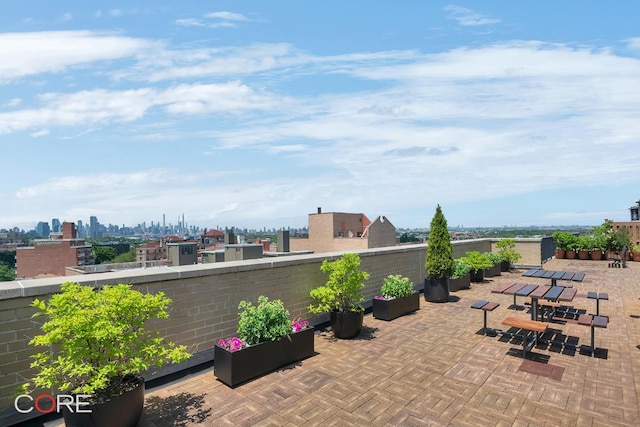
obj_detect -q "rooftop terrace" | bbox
[23,258,640,426]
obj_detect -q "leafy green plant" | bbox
[309,253,369,313]
[380,274,414,299]
[459,251,493,273]
[496,239,522,265]
[486,252,502,266]
[20,282,191,401]
[425,205,454,280]
[237,296,292,345]
[575,236,593,252]
[451,259,471,279]
[552,231,575,251]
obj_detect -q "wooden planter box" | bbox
[214,328,314,387]
[448,274,470,292]
[372,292,420,321]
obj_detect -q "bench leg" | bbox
[483,311,488,334]
[590,324,596,357]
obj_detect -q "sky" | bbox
[1,1,640,232]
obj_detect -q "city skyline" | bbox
[1,2,640,230]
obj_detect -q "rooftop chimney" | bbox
[317,207,322,214]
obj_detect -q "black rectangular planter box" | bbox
[372,292,420,321]
[449,274,470,292]
[214,327,314,387]
[484,264,502,278]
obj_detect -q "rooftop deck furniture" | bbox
[608,247,628,268]
[501,316,549,358]
[492,282,578,322]
[522,269,585,286]
[577,314,608,357]
[587,291,609,317]
[471,300,500,335]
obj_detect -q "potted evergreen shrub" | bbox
[483,252,502,277]
[19,282,191,427]
[309,253,369,339]
[460,251,493,283]
[448,259,471,292]
[496,238,521,271]
[214,296,314,387]
[424,205,454,303]
[372,274,420,321]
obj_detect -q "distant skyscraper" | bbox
[51,218,61,233]
[89,216,99,238]
[36,221,51,237]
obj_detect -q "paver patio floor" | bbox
[37,258,640,426]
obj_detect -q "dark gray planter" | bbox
[372,292,420,321]
[470,269,484,283]
[424,278,449,303]
[483,264,501,278]
[448,273,471,292]
[500,260,510,272]
[62,375,144,427]
[330,310,363,339]
[214,328,315,387]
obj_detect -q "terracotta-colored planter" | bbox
[555,249,566,259]
[565,250,577,259]
[633,252,640,262]
[590,250,603,260]
[577,250,590,260]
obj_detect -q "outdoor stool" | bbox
[471,300,500,335]
[578,314,608,357]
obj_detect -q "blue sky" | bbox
[1,1,639,231]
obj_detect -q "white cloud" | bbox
[58,13,73,23]
[175,18,205,27]
[627,37,640,49]
[204,11,249,22]
[0,31,156,83]
[4,98,22,107]
[109,9,124,17]
[444,5,500,26]
[29,129,49,137]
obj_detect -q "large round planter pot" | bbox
[330,310,363,339]
[565,250,577,259]
[577,250,590,260]
[424,278,449,302]
[500,260,510,272]
[63,375,144,427]
[590,250,604,261]
[633,252,640,262]
[555,249,566,259]
[469,269,484,283]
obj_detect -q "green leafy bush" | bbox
[237,296,292,346]
[486,252,502,266]
[309,253,369,313]
[460,251,493,273]
[552,231,576,251]
[451,259,471,279]
[21,282,191,400]
[380,274,414,299]
[425,205,454,280]
[496,239,522,265]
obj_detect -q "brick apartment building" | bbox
[15,222,93,278]
[290,208,397,253]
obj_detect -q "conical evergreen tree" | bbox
[425,204,454,279]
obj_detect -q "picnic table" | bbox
[492,282,577,321]
[522,269,585,286]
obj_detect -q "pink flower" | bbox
[218,337,247,352]
[375,295,387,301]
[292,318,310,332]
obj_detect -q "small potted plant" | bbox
[424,205,455,303]
[19,282,191,427]
[575,236,592,260]
[496,239,521,271]
[214,295,314,387]
[631,243,640,262]
[309,253,369,339]
[460,251,493,283]
[552,231,573,259]
[483,252,502,277]
[372,274,419,321]
[449,259,471,291]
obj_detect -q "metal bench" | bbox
[501,317,549,358]
[608,246,628,268]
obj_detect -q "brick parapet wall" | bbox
[0,238,542,425]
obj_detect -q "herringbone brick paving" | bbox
[43,259,640,426]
